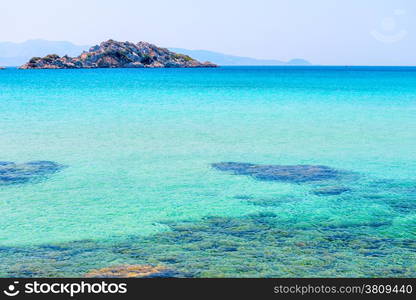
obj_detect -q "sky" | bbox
[1,0,415,65]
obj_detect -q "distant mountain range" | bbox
[0,40,310,66]
[0,40,89,66]
[169,48,310,66]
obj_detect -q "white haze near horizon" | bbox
[1,0,415,66]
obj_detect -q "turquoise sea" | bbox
[0,66,415,277]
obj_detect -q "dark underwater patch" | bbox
[233,195,254,200]
[313,186,351,196]
[246,196,302,207]
[0,161,65,185]
[211,162,342,183]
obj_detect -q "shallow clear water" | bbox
[0,66,415,277]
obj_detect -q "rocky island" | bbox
[20,39,217,69]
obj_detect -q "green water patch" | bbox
[0,211,414,278]
[361,180,416,214]
[225,167,415,218]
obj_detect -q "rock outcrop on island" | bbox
[20,39,217,69]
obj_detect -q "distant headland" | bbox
[19,40,217,69]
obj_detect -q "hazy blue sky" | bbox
[2,0,415,65]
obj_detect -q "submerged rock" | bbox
[246,196,301,207]
[84,265,177,278]
[233,195,254,200]
[0,161,64,185]
[1,211,415,277]
[20,40,218,69]
[313,186,351,196]
[212,162,340,183]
